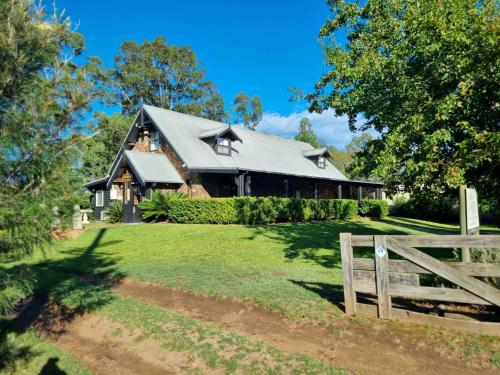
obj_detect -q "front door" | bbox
[123,181,142,223]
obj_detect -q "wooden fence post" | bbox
[340,232,356,315]
[374,235,391,319]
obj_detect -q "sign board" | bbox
[465,188,480,234]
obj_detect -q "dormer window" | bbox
[215,137,231,155]
[199,125,242,156]
[318,156,326,169]
[303,147,332,169]
[150,130,160,151]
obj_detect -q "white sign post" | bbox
[465,188,480,234]
[459,185,480,263]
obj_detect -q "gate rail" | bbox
[340,233,500,333]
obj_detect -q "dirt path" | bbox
[112,278,494,375]
[14,294,176,375]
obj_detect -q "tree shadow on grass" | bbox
[0,228,125,371]
[246,218,466,269]
[380,217,459,234]
[288,280,345,308]
[247,220,397,269]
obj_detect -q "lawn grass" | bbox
[2,216,499,373]
[22,217,499,325]
[0,326,91,375]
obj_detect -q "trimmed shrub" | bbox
[331,199,358,220]
[162,196,358,224]
[359,199,388,219]
[167,198,238,224]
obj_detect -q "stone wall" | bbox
[161,139,211,198]
[132,129,150,152]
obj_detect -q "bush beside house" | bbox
[359,199,389,219]
[138,193,383,225]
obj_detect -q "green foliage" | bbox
[81,113,131,180]
[163,197,358,225]
[0,0,97,259]
[327,133,373,179]
[327,146,351,176]
[389,194,459,223]
[100,36,226,120]
[106,202,123,224]
[232,92,263,129]
[295,118,320,148]
[167,198,238,224]
[309,0,500,216]
[0,268,33,316]
[139,191,187,222]
[359,199,389,219]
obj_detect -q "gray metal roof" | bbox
[85,176,109,189]
[124,150,183,185]
[144,105,351,182]
[303,147,332,158]
[199,125,242,142]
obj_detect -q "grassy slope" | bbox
[4,217,499,373]
[39,217,498,324]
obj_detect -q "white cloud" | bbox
[255,109,365,149]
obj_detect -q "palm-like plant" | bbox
[140,191,187,221]
[106,202,123,223]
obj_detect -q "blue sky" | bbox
[53,0,357,148]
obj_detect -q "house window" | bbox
[318,156,326,169]
[150,130,161,151]
[96,190,104,207]
[215,137,231,155]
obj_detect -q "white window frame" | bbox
[110,189,118,200]
[96,190,104,207]
[318,156,326,169]
[215,137,231,155]
[150,130,161,151]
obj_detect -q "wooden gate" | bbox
[340,234,500,334]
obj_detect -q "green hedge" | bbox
[161,197,358,225]
[167,198,238,224]
[359,199,389,219]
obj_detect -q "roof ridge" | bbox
[234,125,314,148]
[144,104,228,128]
[144,104,315,149]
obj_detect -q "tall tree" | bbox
[295,118,320,148]
[81,113,132,179]
[102,36,226,121]
[232,92,263,130]
[328,133,373,178]
[308,0,499,210]
[328,146,351,177]
[0,0,96,357]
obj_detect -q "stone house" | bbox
[86,104,383,222]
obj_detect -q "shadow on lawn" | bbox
[288,280,344,307]
[248,217,471,270]
[248,220,395,269]
[380,217,458,234]
[0,228,125,372]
